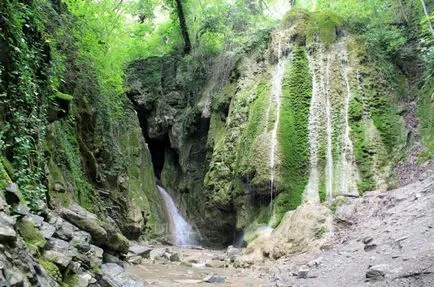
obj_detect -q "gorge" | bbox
[0,0,433,286]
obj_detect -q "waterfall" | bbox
[157,186,198,247]
[304,40,359,202]
[338,41,359,196]
[324,56,333,201]
[269,33,286,206]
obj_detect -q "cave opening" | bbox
[146,133,171,179]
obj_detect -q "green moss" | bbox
[62,274,79,287]
[0,158,12,191]
[274,47,312,224]
[54,90,73,102]
[417,77,434,155]
[235,79,271,190]
[17,220,46,254]
[38,258,62,281]
[283,9,343,45]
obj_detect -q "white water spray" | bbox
[338,41,359,195]
[157,186,198,247]
[269,33,287,206]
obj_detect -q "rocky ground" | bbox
[122,173,433,287]
[0,174,433,286]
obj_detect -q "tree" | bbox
[174,0,191,54]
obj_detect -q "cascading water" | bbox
[269,33,286,207]
[304,40,359,202]
[157,186,198,247]
[338,41,359,196]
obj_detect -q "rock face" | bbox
[239,202,332,262]
[126,8,410,246]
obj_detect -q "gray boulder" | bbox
[40,222,56,240]
[59,204,129,253]
[0,215,16,242]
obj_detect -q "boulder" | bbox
[128,244,152,258]
[205,260,225,268]
[366,266,386,281]
[13,204,30,216]
[203,274,225,283]
[24,214,44,228]
[0,218,16,242]
[70,231,91,252]
[40,222,56,240]
[55,220,76,241]
[59,204,129,253]
[149,248,168,261]
[43,238,78,268]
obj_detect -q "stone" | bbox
[13,204,30,216]
[169,252,180,262]
[89,244,104,268]
[0,218,16,242]
[101,263,124,277]
[77,273,93,287]
[103,253,125,267]
[5,267,24,286]
[54,183,65,193]
[149,248,168,261]
[59,204,107,243]
[43,238,78,268]
[203,274,225,283]
[205,260,225,268]
[127,255,142,265]
[40,222,56,240]
[226,245,241,259]
[43,250,72,268]
[67,261,81,274]
[366,265,387,281]
[362,236,373,245]
[55,220,76,241]
[307,257,322,267]
[364,244,377,251]
[25,214,44,227]
[128,244,152,258]
[70,231,91,252]
[297,267,309,279]
[4,184,21,205]
[59,204,129,253]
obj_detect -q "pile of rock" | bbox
[0,183,133,287]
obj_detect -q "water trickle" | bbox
[157,186,198,247]
[324,56,333,201]
[338,42,359,196]
[269,33,287,206]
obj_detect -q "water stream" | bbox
[157,185,198,247]
[269,33,286,207]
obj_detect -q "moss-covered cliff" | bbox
[0,0,165,241]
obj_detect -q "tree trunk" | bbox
[420,0,434,36]
[174,0,191,54]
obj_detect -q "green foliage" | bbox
[0,0,50,209]
[274,47,311,224]
[417,77,434,155]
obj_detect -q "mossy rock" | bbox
[17,219,46,254]
[38,258,62,281]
